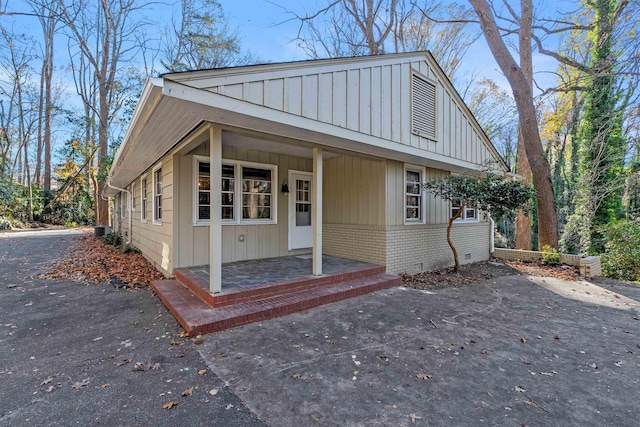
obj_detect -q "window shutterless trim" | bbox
[193,155,277,226]
[152,163,162,225]
[140,175,148,223]
[404,164,426,225]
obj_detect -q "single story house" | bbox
[105,51,509,295]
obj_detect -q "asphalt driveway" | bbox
[0,229,264,426]
[196,266,640,426]
[2,229,640,426]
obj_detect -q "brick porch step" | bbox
[151,274,401,335]
[174,265,387,308]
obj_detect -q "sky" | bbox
[1,0,563,159]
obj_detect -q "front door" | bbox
[288,171,313,250]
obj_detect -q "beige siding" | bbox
[125,155,174,276]
[385,160,450,226]
[322,155,386,226]
[174,143,313,268]
[178,54,499,168]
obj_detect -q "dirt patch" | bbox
[401,259,581,290]
[35,232,164,287]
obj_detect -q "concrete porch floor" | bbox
[186,254,380,291]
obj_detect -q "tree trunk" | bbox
[447,204,464,273]
[514,0,533,250]
[470,0,559,248]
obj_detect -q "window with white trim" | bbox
[412,72,437,140]
[141,177,148,222]
[451,199,479,222]
[194,156,276,225]
[131,183,136,210]
[404,167,424,223]
[153,165,162,224]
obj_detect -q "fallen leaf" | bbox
[40,376,55,386]
[116,358,132,367]
[520,337,526,344]
[198,369,207,375]
[225,404,234,410]
[614,294,620,299]
[291,373,302,379]
[209,389,219,396]
[162,401,179,410]
[72,378,90,390]
[170,340,182,346]
[416,373,432,380]
[409,413,423,424]
[181,387,194,396]
[45,385,54,393]
[101,383,110,389]
[179,330,189,338]
[515,385,526,393]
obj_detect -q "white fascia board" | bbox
[165,52,430,89]
[108,77,164,180]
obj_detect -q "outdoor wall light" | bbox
[281,180,289,194]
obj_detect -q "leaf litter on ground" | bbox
[34,233,163,287]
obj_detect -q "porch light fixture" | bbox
[281,180,289,194]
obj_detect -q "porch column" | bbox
[312,147,323,276]
[209,126,222,294]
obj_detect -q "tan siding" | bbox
[129,155,174,275]
[322,155,385,226]
[173,143,313,267]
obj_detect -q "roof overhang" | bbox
[106,76,507,196]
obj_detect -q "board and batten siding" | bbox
[322,155,386,226]
[187,56,496,168]
[385,161,450,226]
[174,143,313,268]
[127,155,174,275]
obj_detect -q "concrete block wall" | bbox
[493,248,582,267]
[493,248,601,278]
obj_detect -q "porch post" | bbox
[209,126,222,294]
[312,147,323,276]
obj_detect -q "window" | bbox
[451,199,479,222]
[194,156,276,225]
[141,177,148,222]
[412,72,436,140]
[153,165,162,224]
[405,167,424,223]
[131,183,136,210]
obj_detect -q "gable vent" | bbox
[412,74,436,140]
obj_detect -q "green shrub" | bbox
[102,232,123,247]
[120,243,141,254]
[541,245,561,266]
[601,221,640,282]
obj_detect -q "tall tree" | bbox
[163,0,253,72]
[56,0,148,225]
[469,0,559,248]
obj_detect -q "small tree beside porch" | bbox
[423,171,535,272]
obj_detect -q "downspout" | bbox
[105,181,132,244]
[488,212,495,254]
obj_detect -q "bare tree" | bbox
[55,0,149,225]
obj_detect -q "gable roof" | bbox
[106,52,508,196]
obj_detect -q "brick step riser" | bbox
[174,266,387,308]
[189,276,402,335]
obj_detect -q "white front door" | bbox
[288,171,313,250]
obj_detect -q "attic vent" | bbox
[412,73,436,140]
